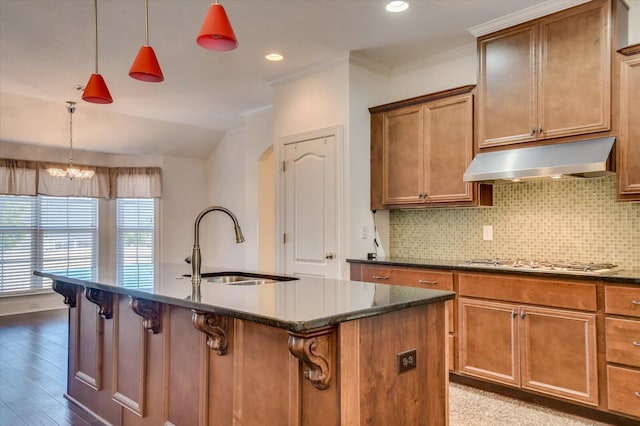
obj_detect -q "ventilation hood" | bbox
[463,137,615,183]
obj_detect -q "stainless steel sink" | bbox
[183,272,298,286]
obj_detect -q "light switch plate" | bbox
[483,225,493,241]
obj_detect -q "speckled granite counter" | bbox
[35,263,455,332]
[346,257,640,284]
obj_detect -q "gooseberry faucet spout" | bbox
[191,206,244,286]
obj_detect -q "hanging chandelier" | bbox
[47,102,95,180]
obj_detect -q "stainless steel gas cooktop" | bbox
[460,258,621,276]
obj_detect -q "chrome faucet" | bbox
[190,206,244,286]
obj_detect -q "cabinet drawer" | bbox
[606,317,640,368]
[605,285,640,318]
[361,265,454,332]
[458,273,596,311]
[360,265,453,290]
[607,365,640,418]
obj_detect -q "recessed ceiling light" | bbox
[386,1,409,13]
[265,52,284,62]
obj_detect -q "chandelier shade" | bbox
[83,0,113,104]
[196,2,238,51]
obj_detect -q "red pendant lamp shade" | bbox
[82,73,113,104]
[129,45,164,82]
[83,0,113,104]
[196,3,238,51]
[130,0,164,82]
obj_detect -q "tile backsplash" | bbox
[389,176,640,270]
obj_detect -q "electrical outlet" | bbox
[482,225,493,241]
[361,224,368,239]
[397,349,417,374]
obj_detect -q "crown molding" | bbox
[467,0,592,37]
[241,105,273,117]
[269,54,350,86]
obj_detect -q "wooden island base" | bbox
[58,283,449,426]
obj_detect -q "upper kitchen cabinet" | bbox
[370,86,492,210]
[617,44,640,201]
[477,0,613,149]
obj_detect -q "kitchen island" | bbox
[36,264,455,426]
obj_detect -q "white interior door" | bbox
[284,136,338,278]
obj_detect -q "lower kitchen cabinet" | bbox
[604,284,640,418]
[458,298,598,405]
[351,263,456,370]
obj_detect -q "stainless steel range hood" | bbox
[463,137,615,183]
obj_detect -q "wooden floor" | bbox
[0,309,102,426]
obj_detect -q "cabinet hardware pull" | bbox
[635,391,640,397]
[531,128,536,135]
[538,127,543,134]
[632,300,640,305]
[372,275,389,280]
[520,311,526,319]
[633,341,640,347]
[418,280,437,285]
[512,310,517,318]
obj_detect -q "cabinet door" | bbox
[424,93,474,203]
[538,0,610,139]
[520,306,598,405]
[458,298,519,386]
[618,53,640,199]
[478,24,538,148]
[381,105,424,205]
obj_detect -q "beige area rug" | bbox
[449,383,612,426]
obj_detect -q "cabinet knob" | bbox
[325,252,335,260]
[531,128,536,136]
[538,127,543,134]
[520,310,526,319]
[512,310,517,318]
[635,391,640,398]
[632,300,640,305]
[633,341,640,347]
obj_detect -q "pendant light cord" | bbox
[67,102,76,165]
[93,0,99,74]
[145,0,149,45]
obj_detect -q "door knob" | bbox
[325,252,335,260]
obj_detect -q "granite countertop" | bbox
[34,263,455,333]
[346,257,640,284]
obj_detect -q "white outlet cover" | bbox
[483,225,493,241]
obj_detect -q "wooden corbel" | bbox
[85,288,113,319]
[288,326,335,390]
[191,310,228,356]
[51,281,78,308]
[129,297,162,334]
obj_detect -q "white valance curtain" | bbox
[0,159,162,198]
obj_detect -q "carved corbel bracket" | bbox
[129,297,162,334]
[52,281,78,308]
[85,288,113,319]
[191,311,228,356]
[288,326,335,390]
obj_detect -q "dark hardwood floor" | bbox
[0,309,102,426]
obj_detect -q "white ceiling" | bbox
[0,0,552,158]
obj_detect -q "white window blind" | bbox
[0,195,97,295]
[117,198,155,289]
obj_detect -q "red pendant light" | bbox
[129,0,164,82]
[82,0,113,103]
[196,1,238,51]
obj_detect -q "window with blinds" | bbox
[116,198,155,289]
[0,195,98,295]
